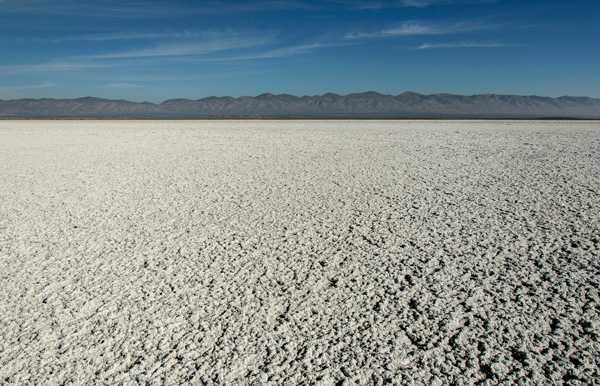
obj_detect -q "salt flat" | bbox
[0,120,599,385]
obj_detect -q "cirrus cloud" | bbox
[416,41,522,49]
[345,20,495,39]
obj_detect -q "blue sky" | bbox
[1,0,599,102]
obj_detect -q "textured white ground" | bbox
[1,120,599,385]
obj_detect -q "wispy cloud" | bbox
[345,20,494,39]
[416,41,521,49]
[104,83,142,88]
[0,34,320,73]
[3,28,258,47]
[0,61,108,73]
[0,82,55,91]
[334,0,496,10]
[42,30,209,43]
[400,0,436,6]
[400,0,496,7]
[216,42,344,61]
[1,0,313,18]
[68,36,274,60]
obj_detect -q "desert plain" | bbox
[0,120,599,385]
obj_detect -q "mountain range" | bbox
[1,92,599,119]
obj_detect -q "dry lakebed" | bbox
[0,120,599,385]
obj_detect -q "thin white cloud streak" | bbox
[0,82,55,91]
[214,42,339,61]
[104,83,142,88]
[400,0,496,7]
[0,37,322,73]
[345,20,498,39]
[333,0,496,10]
[69,36,274,60]
[47,31,202,43]
[115,41,342,63]
[3,0,497,16]
[98,70,278,83]
[416,41,521,49]
[36,30,240,43]
[400,0,435,6]
[1,0,313,18]
[0,61,108,73]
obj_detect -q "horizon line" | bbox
[2,91,599,104]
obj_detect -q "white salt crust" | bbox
[0,120,599,385]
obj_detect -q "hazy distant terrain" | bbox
[1,92,600,118]
[1,120,599,385]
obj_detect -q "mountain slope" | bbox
[1,92,599,118]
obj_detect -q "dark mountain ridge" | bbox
[1,92,599,118]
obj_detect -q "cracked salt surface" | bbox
[0,120,599,385]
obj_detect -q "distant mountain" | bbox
[1,92,599,118]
